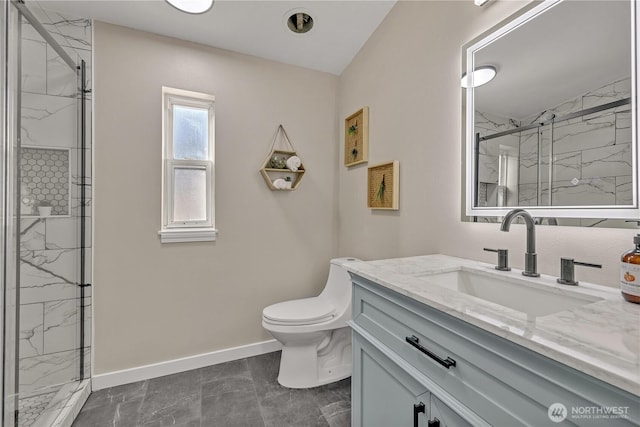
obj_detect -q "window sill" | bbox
[158,227,218,243]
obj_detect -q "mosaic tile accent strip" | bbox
[21,147,69,216]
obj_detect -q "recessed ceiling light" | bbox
[287,12,314,34]
[166,0,213,14]
[461,65,497,88]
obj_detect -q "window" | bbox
[159,87,216,243]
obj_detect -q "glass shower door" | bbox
[2,2,92,426]
[3,1,20,425]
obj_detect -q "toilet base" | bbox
[276,327,351,389]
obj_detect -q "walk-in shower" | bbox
[2,1,92,426]
[474,82,633,210]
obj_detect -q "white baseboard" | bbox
[92,339,282,390]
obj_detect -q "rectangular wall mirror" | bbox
[463,0,639,227]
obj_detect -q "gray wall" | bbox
[93,22,339,374]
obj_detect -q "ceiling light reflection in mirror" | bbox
[461,66,497,88]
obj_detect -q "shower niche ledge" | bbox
[20,146,71,218]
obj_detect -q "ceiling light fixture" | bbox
[461,65,496,88]
[474,0,490,6]
[287,12,314,34]
[166,0,213,14]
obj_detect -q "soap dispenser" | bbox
[620,234,640,304]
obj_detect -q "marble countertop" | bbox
[344,254,640,396]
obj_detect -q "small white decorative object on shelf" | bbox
[286,156,301,172]
[38,206,52,216]
[273,178,287,190]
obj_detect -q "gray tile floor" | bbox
[73,351,351,427]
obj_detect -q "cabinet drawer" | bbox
[351,329,430,427]
[352,277,640,427]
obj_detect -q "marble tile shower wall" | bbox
[476,77,632,211]
[19,9,92,394]
[519,77,632,207]
[474,110,520,207]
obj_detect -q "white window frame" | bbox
[159,87,217,243]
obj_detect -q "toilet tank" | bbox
[319,257,361,310]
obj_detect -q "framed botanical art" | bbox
[367,161,399,210]
[344,107,369,167]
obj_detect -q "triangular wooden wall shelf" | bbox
[260,125,305,191]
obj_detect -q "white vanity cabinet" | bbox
[349,274,640,427]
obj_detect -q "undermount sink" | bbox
[417,268,604,317]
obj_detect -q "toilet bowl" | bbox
[262,257,361,389]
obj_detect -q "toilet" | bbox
[262,257,361,389]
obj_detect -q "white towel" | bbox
[273,178,286,189]
[286,156,301,172]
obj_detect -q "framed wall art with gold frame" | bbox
[344,107,369,167]
[367,160,399,210]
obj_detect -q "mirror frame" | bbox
[464,0,640,220]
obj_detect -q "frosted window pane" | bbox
[173,106,208,160]
[173,168,207,222]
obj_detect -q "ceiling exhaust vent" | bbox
[287,12,313,34]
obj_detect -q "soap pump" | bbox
[620,233,640,304]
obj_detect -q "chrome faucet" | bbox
[500,209,540,277]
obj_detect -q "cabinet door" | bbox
[430,395,473,427]
[352,332,431,427]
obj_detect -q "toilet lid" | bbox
[263,298,336,325]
